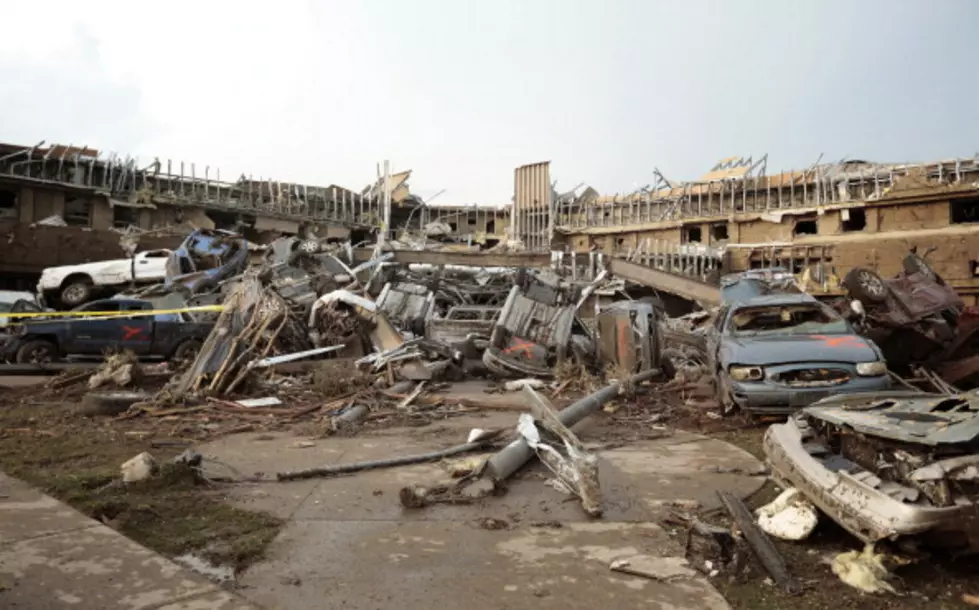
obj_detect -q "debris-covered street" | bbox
[3,224,979,609]
[1,7,978,602]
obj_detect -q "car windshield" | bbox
[728,304,848,337]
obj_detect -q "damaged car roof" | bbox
[803,392,979,446]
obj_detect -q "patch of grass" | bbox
[0,397,282,571]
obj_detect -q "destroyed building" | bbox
[511,155,979,306]
[0,142,431,290]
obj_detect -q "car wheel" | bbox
[15,339,58,364]
[60,279,93,307]
[843,267,887,304]
[171,339,202,365]
[298,239,320,254]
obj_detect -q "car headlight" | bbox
[855,361,887,376]
[729,365,765,381]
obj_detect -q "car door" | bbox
[116,301,155,355]
[133,250,170,283]
[66,301,121,355]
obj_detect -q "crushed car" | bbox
[482,270,580,378]
[707,293,891,414]
[164,229,249,295]
[765,390,979,553]
[595,299,672,376]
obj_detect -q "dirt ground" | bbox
[1,374,978,608]
[0,379,283,573]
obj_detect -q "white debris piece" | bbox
[120,452,157,483]
[504,378,547,392]
[755,488,819,541]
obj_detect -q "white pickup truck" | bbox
[38,249,172,308]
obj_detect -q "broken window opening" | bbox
[710,223,729,241]
[971,261,979,277]
[950,198,979,224]
[841,209,867,232]
[728,304,847,337]
[112,205,139,229]
[683,226,703,243]
[0,189,17,220]
[448,222,458,232]
[64,197,91,227]
[467,217,477,226]
[793,217,818,235]
[486,219,496,234]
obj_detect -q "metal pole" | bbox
[484,369,661,482]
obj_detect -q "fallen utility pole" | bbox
[485,368,660,482]
[276,429,504,481]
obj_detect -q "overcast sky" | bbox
[2,0,976,204]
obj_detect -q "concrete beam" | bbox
[608,258,721,306]
[351,249,551,268]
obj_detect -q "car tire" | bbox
[77,391,149,416]
[171,339,203,365]
[60,279,93,307]
[843,267,887,304]
[15,339,57,364]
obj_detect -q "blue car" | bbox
[706,293,892,415]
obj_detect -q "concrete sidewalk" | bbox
[0,472,261,610]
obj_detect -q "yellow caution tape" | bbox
[1,305,224,320]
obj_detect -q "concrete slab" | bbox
[239,520,729,610]
[0,525,213,609]
[203,419,762,609]
[0,474,97,544]
[0,473,261,610]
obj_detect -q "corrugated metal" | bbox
[513,161,551,251]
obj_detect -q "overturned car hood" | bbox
[802,392,979,446]
[724,334,879,365]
